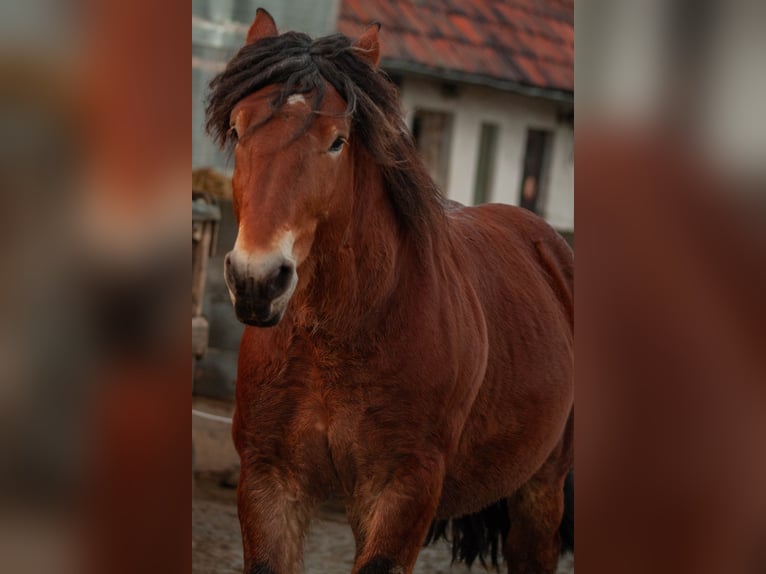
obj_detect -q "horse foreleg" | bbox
[347,456,445,574]
[237,465,315,574]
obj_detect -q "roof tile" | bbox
[467,0,497,23]
[448,13,484,45]
[338,0,573,92]
[396,2,429,36]
[340,0,369,23]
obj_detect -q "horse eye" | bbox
[228,126,239,143]
[328,137,346,153]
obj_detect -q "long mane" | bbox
[205,31,445,237]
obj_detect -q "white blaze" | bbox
[286,94,306,106]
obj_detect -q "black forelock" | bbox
[206,32,363,147]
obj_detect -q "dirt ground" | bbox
[192,397,574,574]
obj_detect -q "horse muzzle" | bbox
[224,249,297,327]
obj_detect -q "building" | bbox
[339,0,574,239]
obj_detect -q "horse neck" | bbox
[297,149,416,334]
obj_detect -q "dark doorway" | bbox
[519,128,551,214]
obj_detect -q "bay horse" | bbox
[206,9,573,574]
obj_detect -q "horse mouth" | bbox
[239,312,283,328]
[233,298,287,327]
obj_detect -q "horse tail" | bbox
[560,468,574,553]
[424,500,510,569]
[424,471,574,567]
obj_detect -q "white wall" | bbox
[398,76,574,232]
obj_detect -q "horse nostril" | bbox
[224,253,237,284]
[265,262,295,299]
[278,263,293,282]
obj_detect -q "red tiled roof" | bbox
[338,0,573,95]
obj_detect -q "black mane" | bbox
[205,30,444,237]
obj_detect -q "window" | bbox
[519,129,552,214]
[472,123,499,205]
[412,109,453,192]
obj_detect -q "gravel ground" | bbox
[192,476,574,574]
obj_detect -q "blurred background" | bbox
[577,2,766,574]
[0,1,189,573]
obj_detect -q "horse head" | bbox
[212,9,381,327]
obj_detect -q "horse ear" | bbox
[246,8,278,45]
[353,22,381,68]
